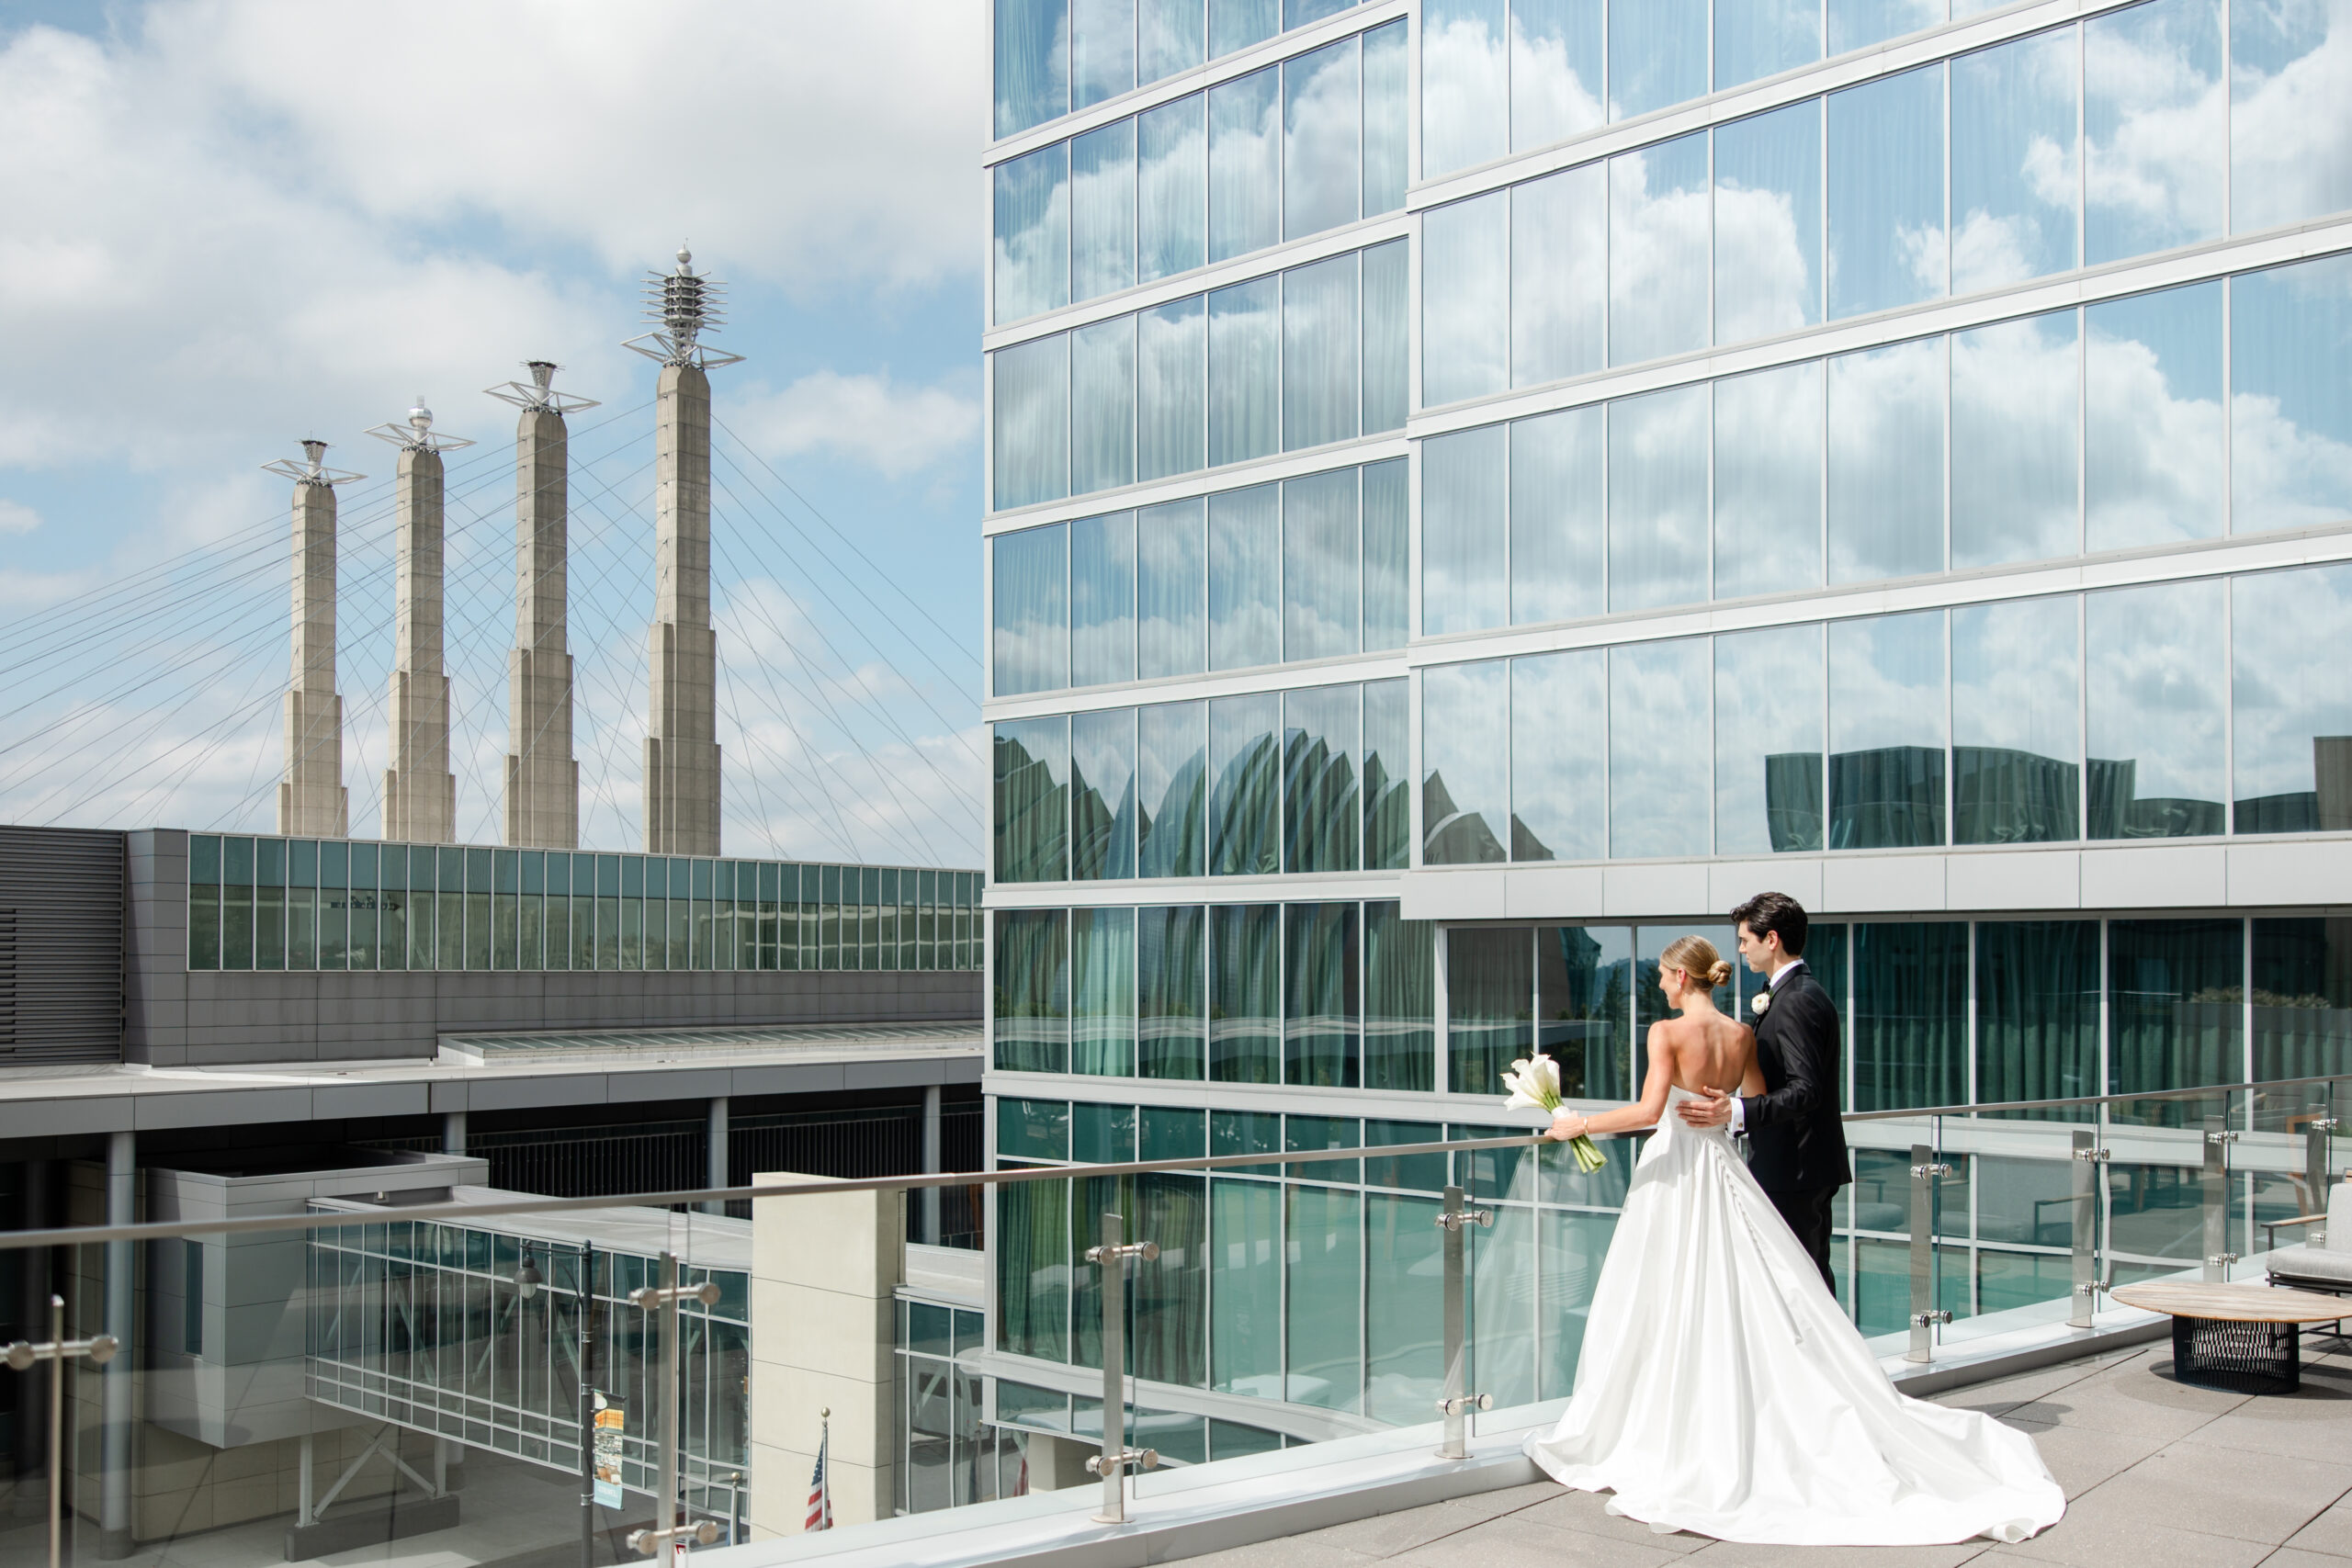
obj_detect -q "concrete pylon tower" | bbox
[367,399,472,843]
[625,246,743,856]
[263,439,364,839]
[488,362,598,848]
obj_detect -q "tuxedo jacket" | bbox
[1740,967,1852,1195]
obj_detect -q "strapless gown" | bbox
[1523,1087,2064,1545]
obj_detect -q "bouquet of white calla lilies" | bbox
[1500,1055,1607,1174]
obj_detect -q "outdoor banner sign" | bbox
[593,1391,626,1509]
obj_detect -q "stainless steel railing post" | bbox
[1083,1213,1159,1525]
[2307,1108,2338,1247]
[2069,1129,2109,1328]
[4,1293,118,1568]
[1433,1185,1493,1459]
[2203,1115,2239,1282]
[627,1253,719,1557]
[1906,1144,1954,1363]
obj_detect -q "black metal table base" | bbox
[2171,1314,2300,1394]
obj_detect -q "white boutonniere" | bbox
[1750,989,1771,1016]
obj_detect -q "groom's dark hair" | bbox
[1730,891,1808,957]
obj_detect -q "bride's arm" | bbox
[1552,1027,1674,1140]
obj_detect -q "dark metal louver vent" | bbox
[0,827,124,1065]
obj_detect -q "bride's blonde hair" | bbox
[1658,934,1734,991]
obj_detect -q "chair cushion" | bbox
[2269,1242,2352,1284]
[2329,1179,2352,1252]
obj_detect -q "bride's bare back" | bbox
[1650,1010,1762,1101]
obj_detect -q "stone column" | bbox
[383,443,455,843]
[276,445,348,838]
[504,374,581,849]
[643,362,721,855]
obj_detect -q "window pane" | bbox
[1073,124,1137,307]
[1364,677,1410,870]
[1364,20,1408,213]
[2232,0,2352,232]
[1510,406,1603,625]
[1512,0,1604,149]
[2086,282,2222,552]
[2233,564,2352,835]
[2109,918,2244,1098]
[1423,0,1508,177]
[994,144,1070,326]
[1139,94,1208,283]
[1072,707,1138,879]
[1284,253,1359,451]
[1851,921,1967,1112]
[1609,132,1709,366]
[1953,597,2080,845]
[1828,336,1944,583]
[992,333,1070,511]
[1073,0,1136,110]
[1073,907,1137,1075]
[1137,296,1205,481]
[1977,920,2101,1106]
[1421,423,1508,635]
[1829,0,1939,56]
[1951,26,2078,294]
[1287,0,1356,24]
[2086,579,2224,840]
[1951,310,2078,570]
[1209,693,1281,874]
[1210,1177,1279,1391]
[1140,700,1207,876]
[1210,0,1278,56]
[1716,0,1821,90]
[2232,254,2352,537]
[1538,923,1633,1100]
[1365,899,1435,1091]
[992,524,1068,697]
[1364,1189,1442,1421]
[1209,277,1279,467]
[1362,239,1408,434]
[1609,638,1711,858]
[1511,649,1605,861]
[2252,919,2352,1082]
[1284,1186,1362,1411]
[1137,497,1205,677]
[1209,67,1280,263]
[1423,660,1510,863]
[1512,164,1607,388]
[1607,384,1709,613]
[1141,0,1204,84]
[994,716,1071,882]
[1072,315,1136,496]
[1714,99,1824,342]
[1211,903,1282,1082]
[1827,64,1945,320]
[1609,0,1705,119]
[997,0,1070,138]
[1208,482,1280,670]
[1448,926,1532,1094]
[1140,904,1206,1077]
[1423,192,1510,405]
[1363,457,1408,650]
[1713,359,1823,597]
[1284,902,1361,1088]
[1828,610,1947,849]
[1284,36,1361,240]
[993,908,1070,1073]
[1715,623,1825,854]
[2086,0,2222,265]
[1285,683,1362,874]
[1283,467,1360,660]
[1072,510,1136,687]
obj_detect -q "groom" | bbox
[1679,891,1849,1292]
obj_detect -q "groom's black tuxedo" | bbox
[1741,964,1850,1289]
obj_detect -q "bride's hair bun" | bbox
[1658,934,1734,995]
[1706,959,1734,987]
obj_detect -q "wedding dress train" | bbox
[1523,1087,2064,1545]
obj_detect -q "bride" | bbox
[1524,934,2064,1545]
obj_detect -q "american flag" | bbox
[805,1420,831,1533]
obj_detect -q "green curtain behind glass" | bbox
[995,1169,1069,1362]
[1543,924,1633,1100]
[2254,918,2352,1081]
[2109,917,2244,1106]
[1976,920,2099,1111]
[1364,901,1434,1091]
[1448,927,1532,1094]
[1211,904,1283,1082]
[992,909,1069,1073]
[1072,908,1137,1076]
[1851,921,1968,1111]
[1283,902,1360,1087]
[1139,905,1207,1078]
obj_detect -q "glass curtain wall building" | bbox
[985,0,2352,1444]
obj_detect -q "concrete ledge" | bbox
[283,1493,458,1559]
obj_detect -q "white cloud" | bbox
[730,370,978,479]
[0,499,38,534]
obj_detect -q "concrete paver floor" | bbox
[1183,1338,2352,1568]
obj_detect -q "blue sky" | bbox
[0,0,990,867]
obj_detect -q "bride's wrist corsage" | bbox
[1501,1056,1607,1174]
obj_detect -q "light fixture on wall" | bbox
[516,1245,543,1301]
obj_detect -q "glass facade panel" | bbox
[1421,423,1508,635]
[1284,901,1360,1087]
[1284,1185,1363,1410]
[1826,65,1945,320]
[1363,676,1409,871]
[1139,699,1207,877]
[1511,649,1605,862]
[1363,20,1408,214]
[1424,192,1510,409]
[1513,164,1606,389]
[2109,917,2243,1098]
[1283,683,1362,874]
[1542,922,1634,1100]
[1828,336,1944,584]
[995,716,1071,882]
[1951,26,2078,296]
[1364,899,1434,1091]
[1851,921,1968,1111]
[1423,0,1508,177]
[1209,68,1281,264]
[1138,296,1206,482]
[2086,578,2225,840]
[993,524,1068,697]
[1141,0,1204,88]
[1607,383,1709,613]
[1713,359,1824,598]
[1209,692,1281,874]
[1211,902,1282,1082]
[1610,638,1711,859]
[2085,0,2222,265]
[1073,0,1136,111]
[1363,457,1408,651]
[2232,564,2352,835]
[1714,99,1823,342]
[2232,254,2352,538]
[1071,510,1136,688]
[1072,120,1136,302]
[1283,254,1359,451]
[1511,406,1604,626]
[2253,919,2352,1082]
[993,333,1070,511]
[2086,281,2223,552]
[1422,659,1510,864]
[1283,468,1360,660]
[1208,483,1280,670]
[1137,497,1206,678]
[1608,132,1709,367]
[1449,926,1532,1094]
[1212,0,1280,60]
[1828,610,1947,849]
[998,0,1071,138]
[2232,0,2352,233]
[1953,597,2080,844]
[1139,94,1208,284]
[1140,903,1208,1077]
[1072,707,1139,880]
[1209,277,1279,468]
[1717,0,1820,91]
[1714,623,1825,855]
[1284,36,1361,240]
[1073,907,1138,1076]
[994,908,1070,1073]
[1977,920,2100,1106]
[1951,311,2078,570]
[1073,315,1137,496]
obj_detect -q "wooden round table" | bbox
[2113,1281,2350,1394]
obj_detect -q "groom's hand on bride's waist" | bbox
[1678,1087,1735,1128]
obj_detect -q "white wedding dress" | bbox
[1524,1086,2064,1545]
